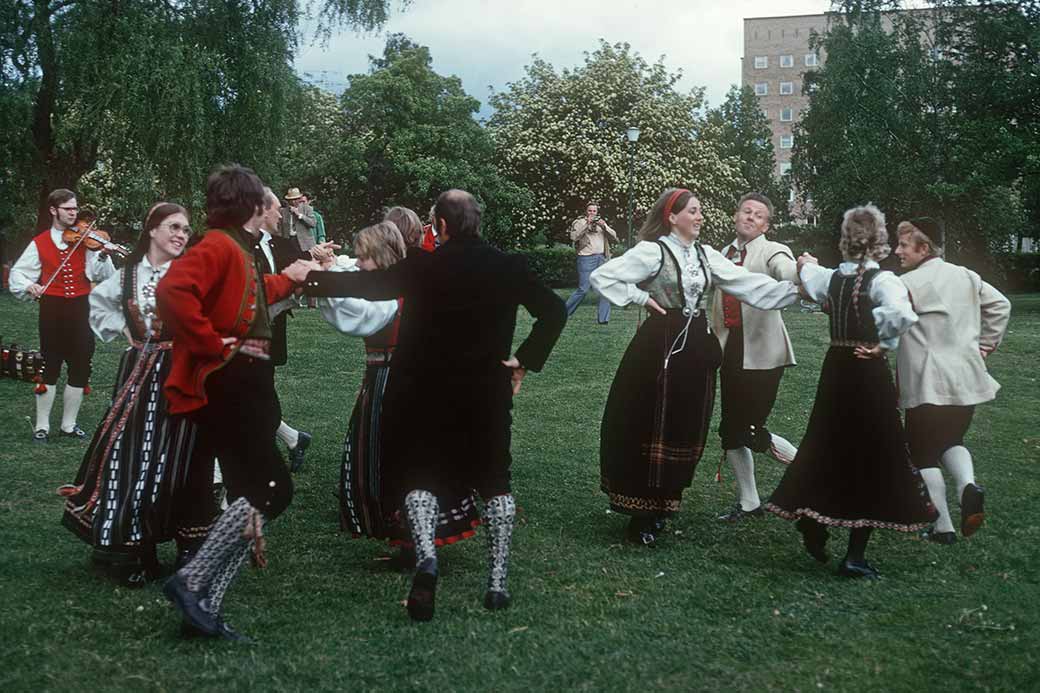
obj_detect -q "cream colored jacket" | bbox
[711,234,798,369]
[897,258,1010,409]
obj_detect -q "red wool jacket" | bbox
[157,228,296,414]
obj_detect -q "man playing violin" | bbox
[9,189,115,442]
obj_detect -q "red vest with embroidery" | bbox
[721,245,747,328]
[34,232,91,298]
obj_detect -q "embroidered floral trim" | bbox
[763,503,933,532]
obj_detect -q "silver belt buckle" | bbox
[682,306,692,317]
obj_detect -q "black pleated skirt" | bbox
[600,310,722,516]
[765,348,937,531]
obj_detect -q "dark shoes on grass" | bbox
[484,590,511,611]
[837,559,880,580]
[717,504,765,522]
[32,429,48,443]
[289,431,312,473]
[407,558,438,622]
[923,529,957,545]
[961,483,985,537]
[59,425,87,440]
[796,517,830,564]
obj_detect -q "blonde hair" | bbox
[839,204,890,263]
[354,221,406,270]
[384,206,423,248]
[897,221,944,258]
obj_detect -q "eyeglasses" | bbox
[160,222,193,237]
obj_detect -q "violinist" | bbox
[9,189,115,442]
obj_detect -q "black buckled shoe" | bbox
[625,518,658,548]
[960,483,985,538]
[32,429,49,443]
[289,431,312,473]
[163,574,219,636]
[484,590,511,611]
[407,558,438,622]
[837,559,880,579]
[796,517,830,564]
[923,529,957,545]
[58,426,87,440]
[717,504,765,522]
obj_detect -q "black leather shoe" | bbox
[961,483,985,538]
[407,558,438,622]
[796,517,830,564]
[923,529,957,545]
[717,504,765,522]
[484,590,511,610]
[58,425,87,440]
[32,429,48,443]
[289,431,312,473]
[625,518,657,547]
[163,574,219,636]
[837,559,880,579]
[181,617,254,643]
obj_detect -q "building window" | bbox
[779,162,792,176]
[805,53,819,67]
[780,135,793,149]
[780,81,794,95]
[780,55,794,68]
[754,56,768,69]
[780,107,794,122]
[755,82,768,96]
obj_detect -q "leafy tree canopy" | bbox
[488,41,745,247]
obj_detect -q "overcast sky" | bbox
[296,0,833,117]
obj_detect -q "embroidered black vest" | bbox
[827,267,881,345]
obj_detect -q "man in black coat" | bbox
[304,189,566,621]
[252,188,314,471]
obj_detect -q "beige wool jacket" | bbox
[897,258,1011,409]
[710,234,799,370]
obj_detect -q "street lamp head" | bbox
[626,126,641,143]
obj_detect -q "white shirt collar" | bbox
[50,227,66,248]
[666,231,693,249]
[838,259,881,274]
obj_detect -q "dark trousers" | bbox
[38,295,94,386]
[718,326,785,451]
[192,354,293,519]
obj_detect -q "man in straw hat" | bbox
[894,216,1011,544]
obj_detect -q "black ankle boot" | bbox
[796,517,829,563]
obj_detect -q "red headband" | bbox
[662,189,690,226]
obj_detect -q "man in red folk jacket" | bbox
[156,165,318,643]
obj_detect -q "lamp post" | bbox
[625,126,641,249]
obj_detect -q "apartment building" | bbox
[742,13,831,181]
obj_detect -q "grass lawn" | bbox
[1,290,1038,692]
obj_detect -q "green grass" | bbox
[1,291,1038,692]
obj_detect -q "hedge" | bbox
[516,245,579,288]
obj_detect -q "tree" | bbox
[287,35,532,248]
[791,0,1037,268]
[0,0,398,239]
[704,85,790,224]
[487,41,745,247]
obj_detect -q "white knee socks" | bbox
[941,446,976,502]
[920,468,955,533]
[35,387,57,433]
[276,421,299,450]
[767,433,797,464]
[727,447,761,511]
[60,385,84,432]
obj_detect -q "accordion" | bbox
[1,340,46,382]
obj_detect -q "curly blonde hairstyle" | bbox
[354,221,406,270]
[839,204,890,263]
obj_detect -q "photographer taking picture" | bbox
[565,202,617,324]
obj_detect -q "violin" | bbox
[63,220,130,258]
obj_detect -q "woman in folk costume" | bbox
[765,205,937,578]
[316,221,480,554]
[60,203,217,586]
[590,188,800,546]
